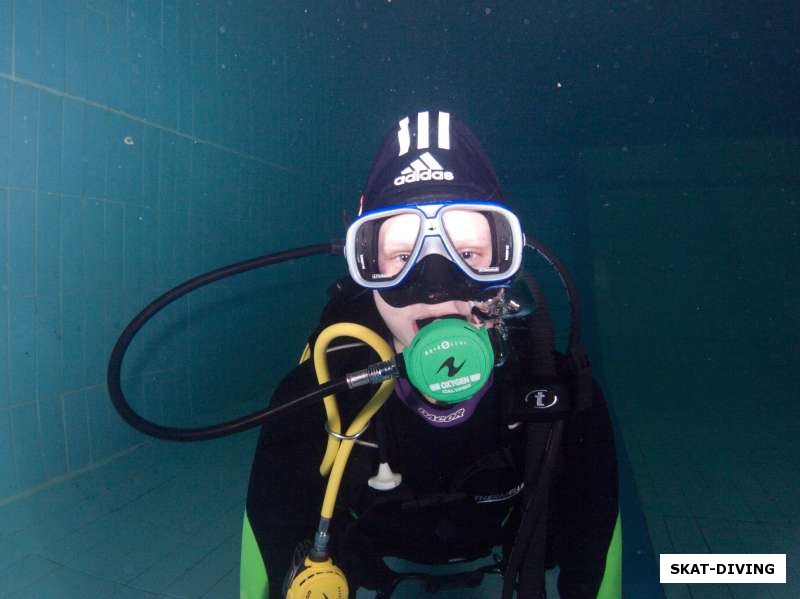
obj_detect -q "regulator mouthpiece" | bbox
[402,318,495,404]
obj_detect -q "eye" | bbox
[388,253,411,264]
[460,250,478,261]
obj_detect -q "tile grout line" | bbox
[159,0,166,49]
[3,436,251,595]
[0,71,296,173]
[9,0,14,78]
[0,553,64,597]
[162,530,240,596]
[5,79,26,488]
[1,185,8,380]
[198,565,237,599]
[32,77,45,490]
[58,94,70,474]
[0,440,147,508]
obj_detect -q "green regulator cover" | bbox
[402,318,495,404]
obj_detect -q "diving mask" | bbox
[344,201,525,291]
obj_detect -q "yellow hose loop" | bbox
[320,377,394,519]
[312,323,394,478]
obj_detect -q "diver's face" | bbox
[373,210,492,352]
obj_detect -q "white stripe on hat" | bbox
[438,111,450,150]
[419,152,443,170]
[398,117,411,156]
[410,158,427,172]
[417,111,429,150]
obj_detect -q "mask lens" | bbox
[353,212,422,283]
[441,208,518,278]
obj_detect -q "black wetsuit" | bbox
[246,287,619,598]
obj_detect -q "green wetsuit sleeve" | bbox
[596,513,622,599]
[240,510,269,599]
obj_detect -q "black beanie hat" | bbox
[359,111,506,214]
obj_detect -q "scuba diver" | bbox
[242,111,621,598]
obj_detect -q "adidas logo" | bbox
[394,152,454,187]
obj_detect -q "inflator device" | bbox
[286,556,349,599]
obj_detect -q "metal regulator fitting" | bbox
[471,288,526,367]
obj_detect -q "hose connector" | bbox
[345,358,400,389]
[311,517,332,560]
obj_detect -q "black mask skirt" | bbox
[378,254,498,308]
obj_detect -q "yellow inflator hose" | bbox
[304,323,395,520]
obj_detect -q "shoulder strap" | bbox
[566,342,594,412]
[502,420,564,599]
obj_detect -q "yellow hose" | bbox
[298,343,312,364]
[311,323,395,520]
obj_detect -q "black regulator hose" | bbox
[107,242,340,442]
[108,237,582,444]
[524,238,581,351]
